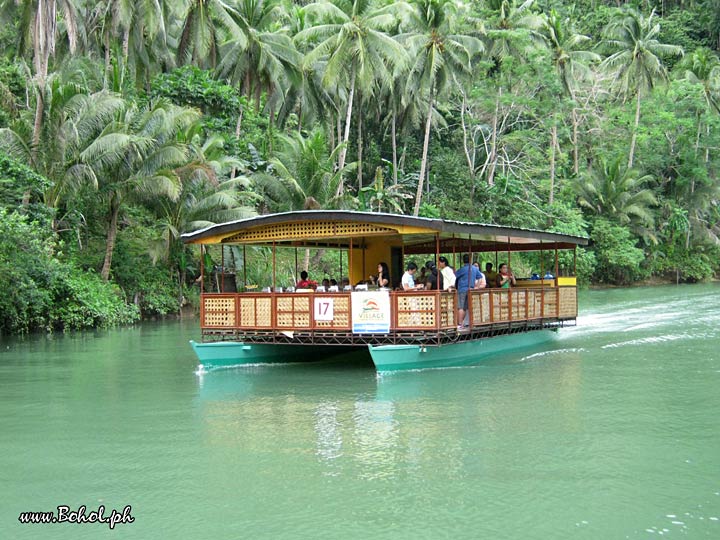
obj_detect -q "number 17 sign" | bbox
[313,297,334,321]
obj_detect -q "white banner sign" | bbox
[351,291,391,333]
[313,297,334,321]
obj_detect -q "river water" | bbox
[1,284,719,539]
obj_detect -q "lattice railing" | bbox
[395,293,437,329]
[201,286,576,333]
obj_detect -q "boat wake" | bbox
[600,332,693,349]
[520,348,587,361]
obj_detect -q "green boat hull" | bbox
[192,329,557,372]
[190,340,359,370]
[368,330,557,372]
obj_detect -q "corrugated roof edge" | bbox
[180,210,589,246]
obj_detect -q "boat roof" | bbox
[181,210,588,252]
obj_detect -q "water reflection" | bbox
[194,343,588,483]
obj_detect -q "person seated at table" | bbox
[296,271,315,289]
[369,262,391,288]
[496,263,516,288]
[401,262,425,291]
[423,260,444,290]
[485,263,498,287]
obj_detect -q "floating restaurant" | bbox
[182,211,588,371]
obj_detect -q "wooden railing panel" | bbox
[395,292,437,330]
[276,294,311,328]
[313,294,351,330]
[558,287,577,318]
[238,294,272,328]
[439,292,456,329]
[202,294,237,327]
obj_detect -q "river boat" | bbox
[182,211,587,372]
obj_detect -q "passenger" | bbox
[455,254,484,328]
[484,263,498,287]
[341,277,351,291]
[330,279,338,287]
[321,278,330,290]
[423,260,444,290]
[418,264,427,285]
[438,256,456,290]
[401,262,424,291]
[544,271,554,279]
[369,262,391,288]
[297,271,314,289]
[496,263,516,288]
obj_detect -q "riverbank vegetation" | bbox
[1,0,718,333]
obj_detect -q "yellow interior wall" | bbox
[349,237,400,285]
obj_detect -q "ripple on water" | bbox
[600,333,695,349]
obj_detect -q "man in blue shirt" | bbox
[455,254,485,328]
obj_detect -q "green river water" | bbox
[1,284,719,539]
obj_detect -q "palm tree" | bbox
[217,0,302,125]
[539,10,600,201]
[176,0,240,68]
[575,157,657,235]
[678,47,720,113]
[1,0,82,165]
[484,0,545,65]
[252,128,355,211]
[0,69,125,214]
[541,9,600,101]
[400,0,483,215]
[600,8,683,168]
[149,126,257,299]
[80,99,200,280]
[294,0,408,193]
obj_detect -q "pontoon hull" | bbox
[368,330,557,372]
[190,340,358,370]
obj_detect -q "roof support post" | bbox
[272,241,276,291]
[435,233,440,290]
[200,244,204,294]
[507,236,512,322]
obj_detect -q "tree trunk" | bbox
[104,31,111,89]
[357,98,363,191]
[460,93,477,200]
[122,27,130,75]
[31,0,55,168]
[101,195,120,281]
[487,89,501,187]
[30,88,44,170]
[572,108,579,176]
[413,92,434,216]
[549,123,557,205]
[230,105,244,179]
[336,69,356,197]
[628,91,641,169]
[391,108,398,184]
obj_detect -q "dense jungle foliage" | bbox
[0,0,719,333]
